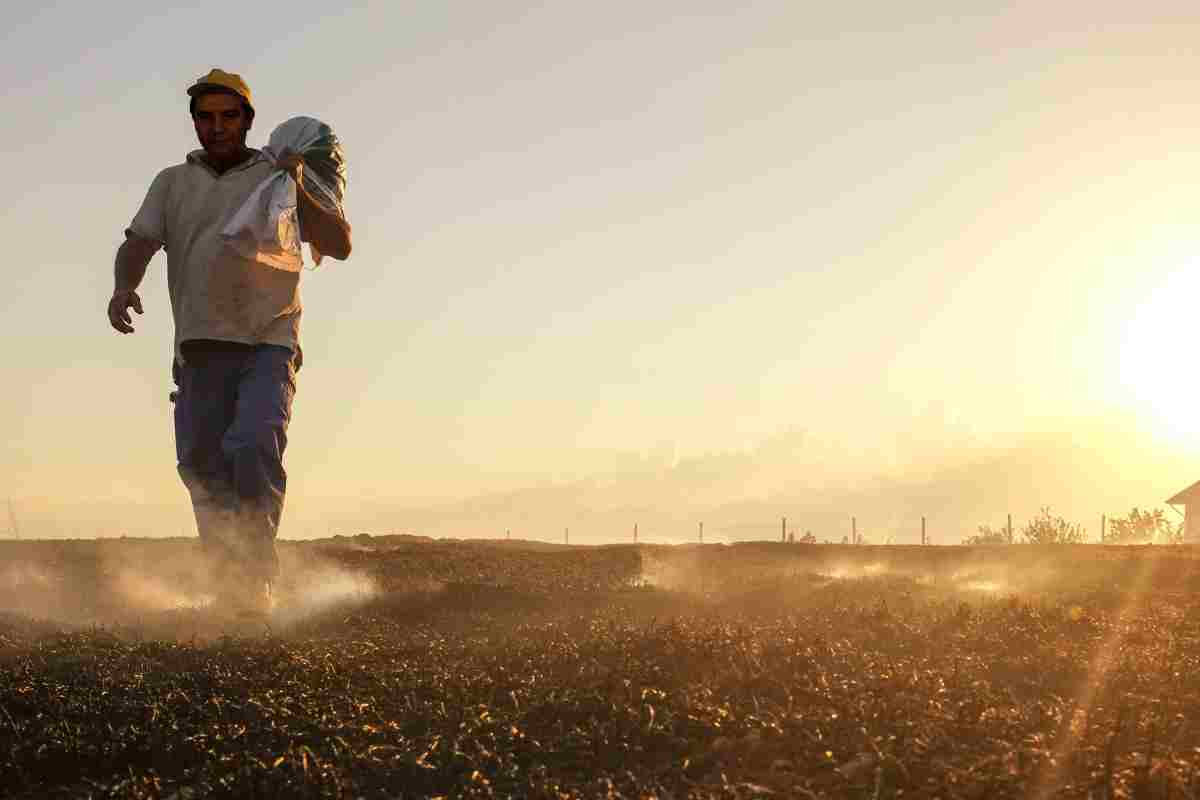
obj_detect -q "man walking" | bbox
[108,69,352,615]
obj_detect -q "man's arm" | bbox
[107,234,160,334]
[276,152,353,261]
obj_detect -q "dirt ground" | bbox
[2,538,1199,798]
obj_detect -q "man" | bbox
[108,69,352,615]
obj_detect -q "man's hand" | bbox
[275,149,304,186]
[108,289,143,334]
[277,147,353,261]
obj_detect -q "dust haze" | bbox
[0,537,1127,640]
[0,539,386,639]
[6,415,1192,546]
[0,418,1190,639]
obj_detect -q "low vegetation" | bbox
[965,506,1186,547]
[1103,508,1183,545]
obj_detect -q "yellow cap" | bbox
[187,68,253,111]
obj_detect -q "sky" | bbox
[3,1,1200,543]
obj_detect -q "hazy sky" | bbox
[4,1,1200,541]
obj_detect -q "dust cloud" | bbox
[271,546,382,626]
[634,544,1070,602]
[0,539,380,640]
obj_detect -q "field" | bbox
[4,539,1200,798]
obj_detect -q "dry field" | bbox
[2,538,1200,798]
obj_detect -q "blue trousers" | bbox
[172,343,297,581]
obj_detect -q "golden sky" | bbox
[2,2,1200,541]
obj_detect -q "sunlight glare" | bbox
[962,579,1005,594]
[1118,264,1200,447]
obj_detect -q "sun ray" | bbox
[1030,550,1159,798]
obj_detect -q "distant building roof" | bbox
[1167,479,1200,505]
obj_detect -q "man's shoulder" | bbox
[144,160,195,190]
[154,150,271,181]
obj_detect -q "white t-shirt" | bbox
[127,149,301,363]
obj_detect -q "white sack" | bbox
[221,116,347,272]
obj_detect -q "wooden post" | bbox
[782,516,787,543]
[922,516,926,546]
[852,516,857,545]
[634,523,638,544]
[1007,513,1013,544]
[699,521,704,544]
[8,499,22,540]
[1100,514,1106,543]
[506,528,510,541]
[565,528,569,545]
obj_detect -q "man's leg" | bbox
[173,352,241,585]
[222,345,297,587]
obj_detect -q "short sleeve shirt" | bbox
[127,149,301,363]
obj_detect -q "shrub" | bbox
[1104,507,1182,545]
[963,525,1010,546]
[1021,507,1085,545]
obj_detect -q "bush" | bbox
[1104,508,1182,545]
[963,525,1010,546]
[1021,507,1085,545]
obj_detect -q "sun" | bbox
[1117,265,1200,447]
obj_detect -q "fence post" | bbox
[1007,513,1013,544]
[1100,514,1106,543]
[922,516,926,546]
[6,499,17,540]
[634,523,638,544]
[852,516,857,545]
[699,521,704,544]
[782,516,787,543]
[565,528,569,545]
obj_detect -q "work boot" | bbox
[212,574,273,619]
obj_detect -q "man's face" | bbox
[192,92,251,161]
